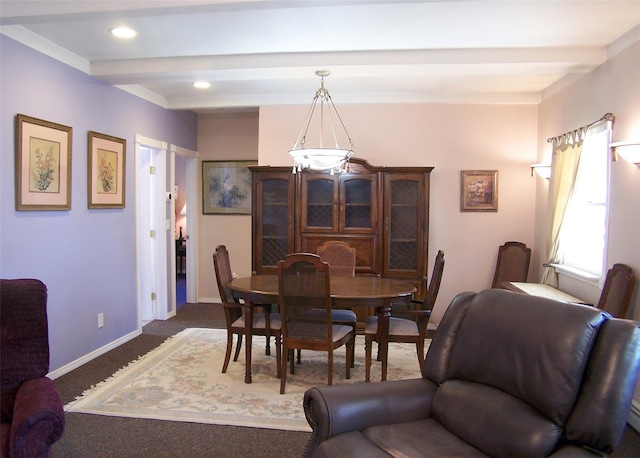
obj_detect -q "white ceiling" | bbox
[1,1,639,112]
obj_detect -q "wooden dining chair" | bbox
[314,241,357,366]
[278,253,354,394]
[491,241,531,288]
[213,245,281,376]
[364,250,445,382]
[317,240,357,276]
[597,263,637,318]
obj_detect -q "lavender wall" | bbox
[0,36,197,372]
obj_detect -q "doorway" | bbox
[175,154,187,308]
[171,145,198,308]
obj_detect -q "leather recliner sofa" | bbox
[1,279,65,457]
[303,289,640,457]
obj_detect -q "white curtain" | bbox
[541,130,586,286]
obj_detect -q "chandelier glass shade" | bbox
[289,71,354,174]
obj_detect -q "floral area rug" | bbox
[65,328,425,432]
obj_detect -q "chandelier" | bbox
[289,70,354,174]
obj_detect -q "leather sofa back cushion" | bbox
[0,279,49,423]
[565,318,640,453]
[433,289,606,425]
[431,380,562,457]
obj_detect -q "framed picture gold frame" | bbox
[88,131,126,209]
[15,114,72,211]
[460,170,498,212]
[202,160,256,214]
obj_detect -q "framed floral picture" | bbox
[202,160,256,214]
[460,170,498,212]
[88,131,126,208]
[15,114,73,211]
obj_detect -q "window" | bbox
[557,123,611,279]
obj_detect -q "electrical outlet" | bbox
[98,313,104,328]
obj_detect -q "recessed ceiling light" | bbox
[193,81,211,89]
[109,27,137,39]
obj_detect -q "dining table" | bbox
[228,275,416,384]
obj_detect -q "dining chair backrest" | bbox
[213,245,244,324]
[213,245,236,304]
[491,241,531,288]
[597,263,637,318]
[278,253,333,348]
[424,250,445,311]
[317,241,356,277]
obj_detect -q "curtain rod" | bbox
[546,113,615,144]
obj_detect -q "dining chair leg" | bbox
[416,340,425,372]
[346,339,353,379]
[264,305,272,356]
[265,335,271,356]
[289,349,296,374]
[349,326,356,368]
[328,351,334,385]
[280,347,288,394]
[233,334,242,362]
[275,335,282,379]
[364,335,373,382]
[222,331,235,373]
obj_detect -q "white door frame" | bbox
[170,145,198,305]
[135,135,170,325]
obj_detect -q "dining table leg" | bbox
[243,301,254,384]
[377,303,391,382]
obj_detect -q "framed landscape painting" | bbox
[202,160,256,214]
[460,170,498,212]
[15,114,72,210]
[87,131,126,208]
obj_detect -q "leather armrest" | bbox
[303,378,435,457]
[9,378,65,456]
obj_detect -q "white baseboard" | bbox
[47,328,142,380]
[199,296,220,303]
[629,399,640,433]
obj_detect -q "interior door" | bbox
[136,136,169,324]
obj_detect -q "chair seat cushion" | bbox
[330,309,357,324]
[303,308,357,324]
[365,316,419,337]
[232,313,281,330]
[430,379,562,457]
[287,323,352,342]
[363,419,490,458]
[332,324,353,342]
[312,430,395,458]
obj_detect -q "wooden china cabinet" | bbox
[250,169,296,275]
[298,160,382,276]
[250,158,433,300]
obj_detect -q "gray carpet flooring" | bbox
[52,303,311,457]
[52,302,640,457]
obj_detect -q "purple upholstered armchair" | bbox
[1,279,65,458]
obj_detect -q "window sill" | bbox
[550,264,602,287]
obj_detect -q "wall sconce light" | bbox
[611,141,640,166]
[530,163,551,179]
